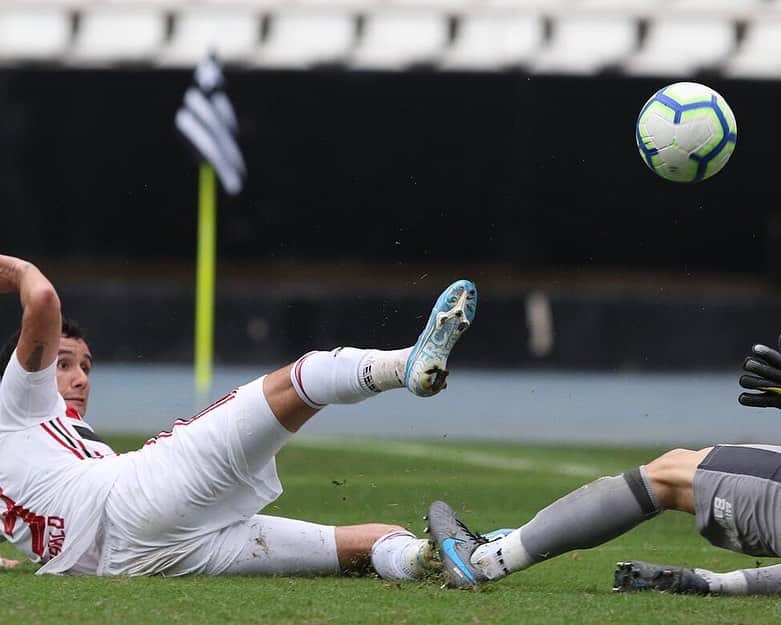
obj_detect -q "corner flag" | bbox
[175,53,245,402]
[175,53,246,194]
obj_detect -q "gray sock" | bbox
[521,467,661,563]
[709,564,781,595]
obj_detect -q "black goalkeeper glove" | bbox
[739,335,781,408]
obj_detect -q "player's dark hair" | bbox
[0,318,86,378]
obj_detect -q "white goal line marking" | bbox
[291,437,606,478]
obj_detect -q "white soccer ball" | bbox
[635,82,737,183]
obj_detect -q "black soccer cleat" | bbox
[613,561,711,595]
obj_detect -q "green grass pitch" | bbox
[2,435,781,625]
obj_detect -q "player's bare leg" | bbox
[334,524,438,578]
[643,447,712,514]
[335,524,405,573]
[616,444,781,596]
[262,364,318,432]
[427,447,710,588]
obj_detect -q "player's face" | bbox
[56,336,93,416]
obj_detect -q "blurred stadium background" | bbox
[1,0,780,446]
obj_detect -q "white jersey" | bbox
[0,350,123,575]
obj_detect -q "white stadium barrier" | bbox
[349,7,449,70]
[0,0,780,78]
[622,14,736,77]
[388,0,477,8]
[0,4,72,62]
[531,12,637,75]
[157,5,262,67]
[723,15,781,78]
[439,9,543,71]
[669,0,766,17]
[254,8,356,68]
[68,5,167,66]
[575,0,672,13]
[484,0,573,10]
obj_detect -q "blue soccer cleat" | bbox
[405,279,477,397]
[483,528,514,541]
[426,500,489,589]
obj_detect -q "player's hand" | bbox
[739,335,781,408]
[0,557,19,569]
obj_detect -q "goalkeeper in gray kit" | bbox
[426,335,781,596]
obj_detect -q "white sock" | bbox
[370,531,435,581]
[695,569,749,595]
[290,347,411,409]
[471,528,534,580]
[359,348,411,393]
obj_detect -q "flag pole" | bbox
[195,161,216,405]
[177,53,244,408]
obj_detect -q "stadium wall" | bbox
[1,68,778,274]
[1,69,779,369]
[0,281,776,371]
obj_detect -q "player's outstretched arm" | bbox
[0,255,61,372]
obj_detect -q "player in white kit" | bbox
[0,254,476,579]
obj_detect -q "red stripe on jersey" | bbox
[55,417,92,459]
[146,391,237,444]
[0,488,46,555]
[190,391,236,421]
[40,423,84,460]
[0,490,16,535]
[75,438,91,457]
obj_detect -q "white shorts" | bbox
[159,514,339,576]
[83,376,337,576]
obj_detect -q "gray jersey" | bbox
[694,444,781,557]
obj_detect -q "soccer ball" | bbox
[635,82,737,183]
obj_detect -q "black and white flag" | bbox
[175,54,246,195]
